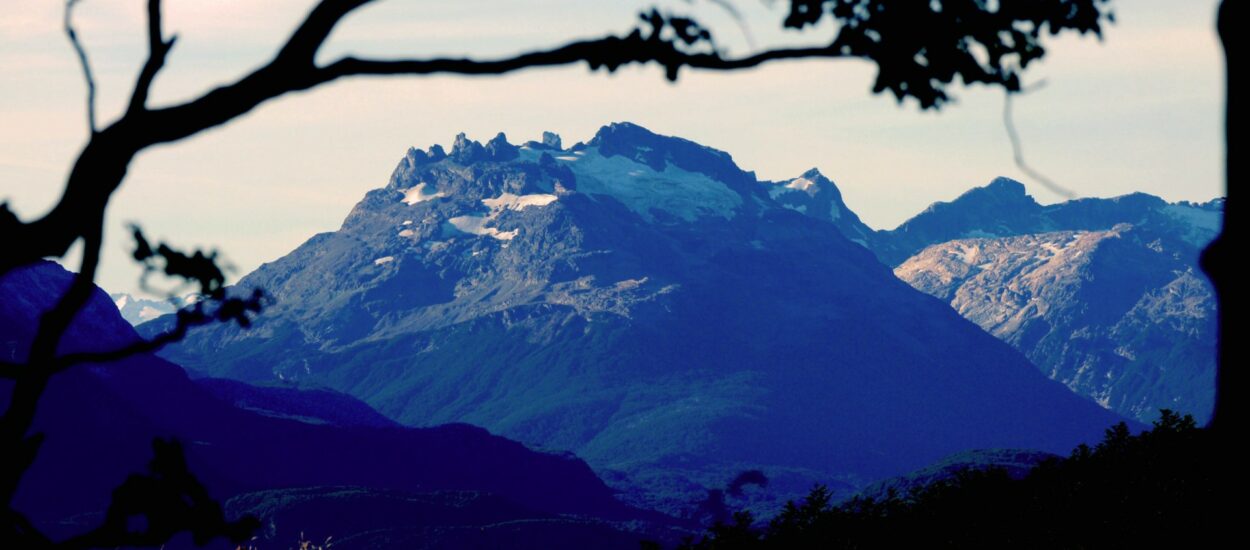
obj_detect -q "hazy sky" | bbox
[1,1,1225,296]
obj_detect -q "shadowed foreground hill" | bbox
[156,123,1128,512]
[0,262,671,548]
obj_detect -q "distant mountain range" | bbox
[154,122,1125,513]
[871,180,1218,424]
[866,177,1221,267]
[744,167,1219,425]
[109,292,183,325]
[2,262,668,548]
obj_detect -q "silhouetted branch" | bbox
[49,292,263,375]
[129,225,231,299]
[315,41,841,84]
[1003,87,1077,199]
[127,0,177,115]
[63,0,97,134]
[706,0,757,50]
[276,0,371,66]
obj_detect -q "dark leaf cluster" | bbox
[782,0,1112,108]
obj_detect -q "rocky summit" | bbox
[155,123,1124,513]
[895,225,1216,424]
[770,172,1220,425]
[868,176,1222,267]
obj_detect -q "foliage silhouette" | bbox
[676,410,1221,549]
[5,0,1232,547]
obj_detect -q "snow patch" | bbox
[556,146,741,222]
[481,192,558,211]
[786,177,817,193]
[782,203,808,214]
[768,177,821,199]
[447,216,517,241]
[444,192,557,242]
[401,182,445,205]
[374,256,395,265]
[398,229,415,237]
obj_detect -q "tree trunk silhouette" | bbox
[1204,0,1235,432]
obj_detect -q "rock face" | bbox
[1,262,658,547]
[895,226,1216,423]
[156,123,1124,512]
[870,177,1222,267]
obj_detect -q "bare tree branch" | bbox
[63,0,97,134]
[276,0,372,66]
[706,0,757,50]
[127,0,177,115]
[146,26,844,147]
[0,296,261,381]
[314,40,842,83]
[1003,86,1077,199]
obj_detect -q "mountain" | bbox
[761,173,1219,423]
[895,225,1216,423]
[870,176,1222,267]
[761,168,875,247]
[1,262,667,548]
[154,122,1125,513]
[109,292,182,325]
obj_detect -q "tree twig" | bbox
[127,0,177,115]
[1003,85,1077,199]
[63,0,98,134]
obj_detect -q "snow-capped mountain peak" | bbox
[760,167,875,246]
[108,292,180,326]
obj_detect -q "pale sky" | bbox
[0,1,1225,296]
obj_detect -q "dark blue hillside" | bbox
[0,262,674,547]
